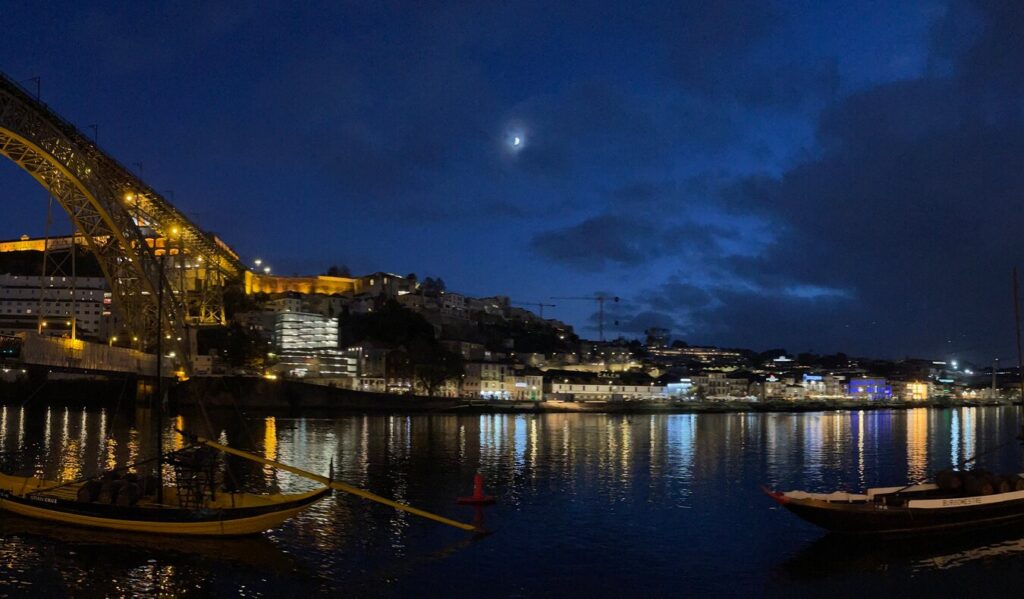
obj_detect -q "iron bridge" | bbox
[0,71,247,368]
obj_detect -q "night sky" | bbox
[2,1,1023,361]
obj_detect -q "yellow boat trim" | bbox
[0,473,327,536]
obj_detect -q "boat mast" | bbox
[1015,267,1024,402]
[155,251,165,504]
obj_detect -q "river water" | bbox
[1,404,1023,597]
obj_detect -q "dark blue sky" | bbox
[2,1,1022,361]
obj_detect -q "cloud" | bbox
[530,212,753,271]
[675,0,1024,357]
[530,215,670,270]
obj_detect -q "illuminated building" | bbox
[272,311,343,378]
[894,381,930,401]
[504,374,544,401]
[548,381,666,401]
[463,362,511,398]
[0,233,240,262]
[0,274,110,339]
[689,372,750,400]
[846,377,891,401]
[647,345,744,364]
[340,345,387,392]
[244,271,414,297]
[462,362,544,400]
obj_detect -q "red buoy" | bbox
[457,472,496,505]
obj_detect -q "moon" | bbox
[505,128,527,153]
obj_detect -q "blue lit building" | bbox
[846,377,892,401]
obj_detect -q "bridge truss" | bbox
[0,71,246,366]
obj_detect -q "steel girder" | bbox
[0,74,198,362]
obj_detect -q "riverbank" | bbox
[0,376,1015,414]
[171,377,1020,415]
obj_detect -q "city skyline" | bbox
[1,2,1023,361]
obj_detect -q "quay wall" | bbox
[173,377,468,411]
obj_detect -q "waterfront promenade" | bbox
[170,377,1018,415]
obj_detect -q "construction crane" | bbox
[550,295,619,342]
[513,301,557,319]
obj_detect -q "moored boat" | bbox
[0,470,328,536]
[0,432,483,537]
[765,471,1024,537]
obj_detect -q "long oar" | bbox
[181,431,484,534]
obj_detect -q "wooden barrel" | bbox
[936,469,962,491]
[965,474,994,496]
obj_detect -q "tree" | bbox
[326,264,352,277]
[198,323,268,371]
[410,340,464,397]
[338,299,436,347]
[421,276,446,296]
[797,352,819,366]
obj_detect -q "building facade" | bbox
[0,274,109,340]
[272,311,343,377]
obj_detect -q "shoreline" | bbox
[1,377,1017,415]
[175,378,1019,415]
[443,397,1020,415]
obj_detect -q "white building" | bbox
[463,362,510,398]
[548,382,667,401]
[504,374,544,401]
[265,296,303,314]
[690,372,749,399]
[0,274,109,340]
[340,345,387,392]
[272,311,343,378]
[460,362,544,400]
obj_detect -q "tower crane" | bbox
[550,295,620,342]
[512,301,557,319]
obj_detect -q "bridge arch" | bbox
[0,76,189,362]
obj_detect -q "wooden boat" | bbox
[0,434,480,537]
[764,473,1024,537]
[0,470,329,536]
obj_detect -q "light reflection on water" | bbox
[0,405,1022,595]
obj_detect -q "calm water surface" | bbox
[1,404,1024,597]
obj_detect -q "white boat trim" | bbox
[783,491,869,502]
[866,483,939,497]
[908,489,1024,509]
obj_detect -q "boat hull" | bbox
[771,490,1024,537]
[0,476,330,536]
